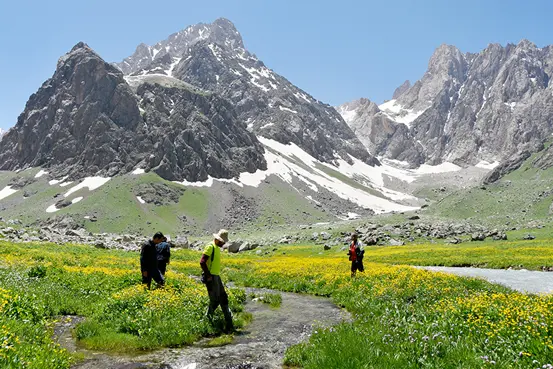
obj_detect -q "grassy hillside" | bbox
[0,170,334,236]
[420,149,553,227]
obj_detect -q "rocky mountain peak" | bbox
[517,38,537,50]
[342,38,553,170]
[117,18,245,75]
[426,44,467,81]
[392,80,411,99]
[57,42,100,69]
[0,42,267,181]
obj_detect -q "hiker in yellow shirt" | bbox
[200,229,233,333]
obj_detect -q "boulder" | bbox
[471,233,486,241]
[324,245,332,251]
[238,242,251,252]
[523,234,536,240]
[278,236,292,244]
[388,239,404,246]
[320,232,332,240]
[492,233,508,241]
[65,228,89,238]
[362,235,378,246]
[94,241,107,249]
[174,236,189,249]
[227,241,241,253]
[122,234,134,242]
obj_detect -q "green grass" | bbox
[0,240,247,366]
[423,145,553,226]
[272,230,553,270]
[251,292,282,308]
[224,248,553,369]
[364,238,553,270]
[204,334,234,347]
[3,237,553,368]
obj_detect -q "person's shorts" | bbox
[351,260,364,272]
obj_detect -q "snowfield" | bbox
[0,186,17,201]
[64,177,111,197]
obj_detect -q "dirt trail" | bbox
[60,288,349,369]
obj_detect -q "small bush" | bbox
[28,265,47,278]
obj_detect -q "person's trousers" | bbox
[142,268,164,288]
[205,275,233,329]
[158,262,167,276]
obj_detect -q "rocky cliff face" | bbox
[0,42,266,181]
[121,18,378,166]
[336,98,423,166]
[392,80,411,99]
[338,41,553,168]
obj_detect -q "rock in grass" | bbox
[523,234,536,240]
[238,242,251,252]
[388,239,404,246]
[324,245,332,251]
[492,233,508,241]
[471,233,486,241]
[227,241,241,253]
[174,235,189,249]
[320,232,332,240]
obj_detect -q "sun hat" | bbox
[213,229,229,244]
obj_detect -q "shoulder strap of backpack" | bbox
[211,245,215,261]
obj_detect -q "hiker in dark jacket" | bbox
[140,232,165,289]
[156,236,171,276]
[348,233,365,277]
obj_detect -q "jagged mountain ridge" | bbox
[0,42,267,181]
[0,18,421,221]
[119,18,379,167]
[338,40,553,168]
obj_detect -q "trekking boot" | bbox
[222,305,234,333]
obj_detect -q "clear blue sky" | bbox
[1,0,552,130]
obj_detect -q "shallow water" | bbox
[421,266,553,294]
[60,288,349,369]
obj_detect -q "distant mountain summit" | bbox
[117,18,378,167]
[0,18,378,182]
[0,42,266,181]
[338,40,553,168]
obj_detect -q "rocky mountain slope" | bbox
[338,41,553,168]
[119,18,378,167]
[0,18,426,233]
[0,42,266,181]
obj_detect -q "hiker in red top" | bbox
[348,233,365,277]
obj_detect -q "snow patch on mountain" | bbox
[34,169,48,178]
[174,137,423,213]
[64,177,111,197]
[336,105,358,124]
[279,106,298,114]
[379,100,428,127]
[0,186,17,201]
